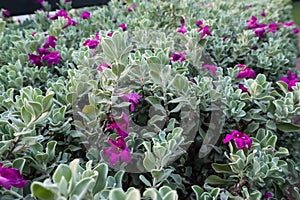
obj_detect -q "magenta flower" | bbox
[170,52,185,62]
[264,192,273,199]
[64,0,72,2]
[95,32,100,40]
[37,0,45,4]
[177,25,187,34]
[28,54,43,67]
[106,112,130,138]
[104,137,132,166]
[122,93,142,112]
[83,39,99,49]
[42,51,62,65]
[98,63,111,72]
[254,27,265,38]
[280,70,299,91]
[49,10,68,20]
[119,23,127,31]
[32,32,37,37]
[282,21,295,27]
[247,16,260,29]
[128,3,137,12]
[237,64,256,79]
[38,48,51,55]
[268,22,278,33]
[199,25,212,39]
[0,163,27,190]
[43,35,57,48]
[196,20,203,27]
[64,17,77,28]
[223,130,252,150]
[293,27,300,34]
[261,10,266,17]
[81,11,90,19]
[107,32,113,37]
[239,84,248,93]
[2,9,10,18]
[201,64,217,75]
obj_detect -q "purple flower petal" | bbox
[0,163,27,190]
[81,11,90,19]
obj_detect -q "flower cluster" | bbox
[280,70,299,91]
[83,32,101,49]
[196,20,212,39]
[28,35,62,66]
[49,10,77,28]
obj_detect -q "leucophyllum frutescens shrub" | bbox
[0,0,300,199]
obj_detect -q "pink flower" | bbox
[170,52,185,62]
[223,130,252,150]
[37,0,45,4]
[282,21,295,27]
[83,39,99,49]
[237,64,256,79]
[98,63,111,72]
[119,23,127,31]
[2,9,10,18]
[268,22,278,33]
[122,93,142,112]
[38,48,51,55]
[293,27,300,34]
[32,32,37,37]
[107,32,113,37]
[81,11,90,19]
[0,163,27,190]
[64,0,72,2]
[106,112,130,138]
[95,32,100,40]
[261,10,266,17]
[280,70,299,91]
[42,51,62,65]
[28,54,43,67]
[49,10,77,28]
[199,25,212,39]
[201,64,217,75]
[177,25,187,34]
[247,16,260,29]
[254,27,265,38]
[43,35,57,48]
[104,137,132,166]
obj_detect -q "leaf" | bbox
[93,163,108,195]
[45,141,57,162]
[139,175,152,187]
[31,182,59,200]
[192,185,204,200]
[212,163,233,174]
[53,164,72,184]
[109,188,126,200]
[205,175,233,185]
[277,123,300,132]
[70,177,95,199]
[163,191,178,200]
[125,188,141,200]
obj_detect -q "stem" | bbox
[4,189,23,199]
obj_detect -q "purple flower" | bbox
[223,130,252,150]
[280,70,299,91]
[28,54,43,67]
[199,25,212,39]
[104,137,132,166]
[264,192,273,199]
[95,32,100,40]
[37,0,45,4]
[180,17,185,25]
[261,10,266,17]
[122,93,142,112]
[64,17,77,28]
[98,63,111,72]
[254,27,265,38]
[2,9,10,18]
[247,16,260,29]
[38,48,50,55]
[128,3,137,12]
[106,112,130,138]
[43,35,57,48]
[237,64,256,79]
[282,21,295,27]
[64,0,72,2]
[107,32,113,37]
[201,64,217,75]
[177,25,187,34]
[293,27,300,34]
[170,52,185,62]
[32,32,37,37]
[42,51,62,65]
[119,23,127,31]
[196,20,203,27]
[81,11,90,19]
[0,163,27,190]
[83,39,99,49]
[268,22,278,33]
[239,84,248,93]
[49,10,68,20]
